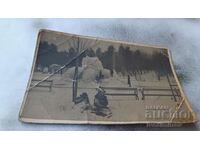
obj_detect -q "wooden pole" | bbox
[72,37,80,102]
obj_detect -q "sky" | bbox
[0,19,199,130]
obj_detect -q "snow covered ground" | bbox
[0,19,200,130]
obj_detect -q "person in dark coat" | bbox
[127,75,131,87]
[94,89,108,108]
[93,88,112,118]
[73,92,92,113]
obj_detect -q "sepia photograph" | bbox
[19,29,196,124]
[0,1,200,150]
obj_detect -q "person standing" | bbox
[127,75,131,87]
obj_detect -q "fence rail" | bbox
[100,86,181,101]
[31,79,53,91]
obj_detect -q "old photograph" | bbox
[19,29,196,124]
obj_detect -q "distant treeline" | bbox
[36,41,77,68]
[36,41,172,79]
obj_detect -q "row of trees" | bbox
[36,41,78,68]
[95,45,172,78]
[36,41,172,79]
